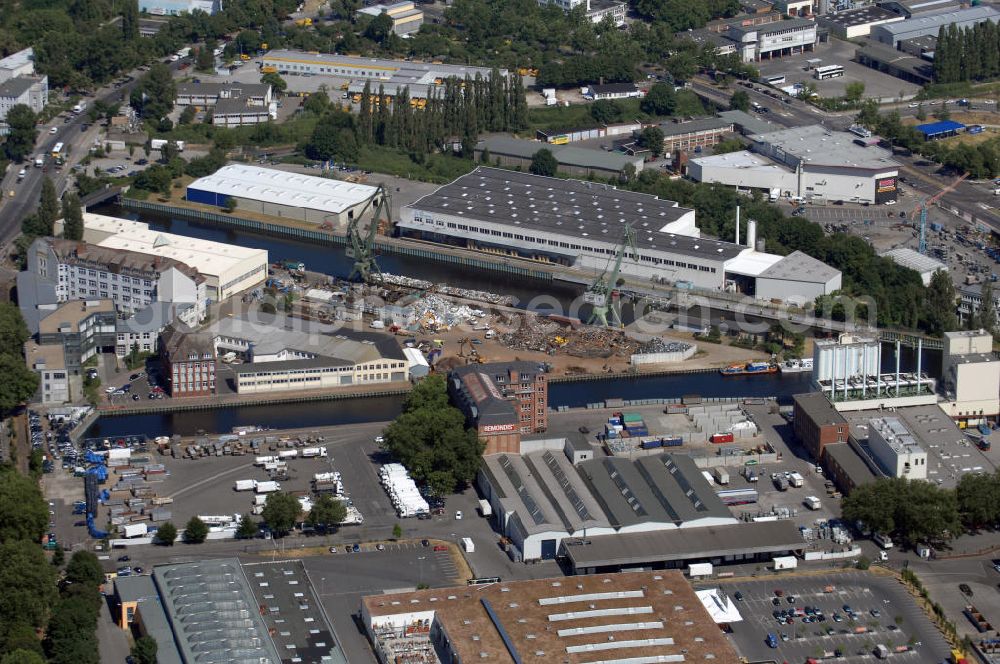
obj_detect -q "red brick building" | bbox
[449,361,548,456]
[159,323,216,397]
[793,392,848,460]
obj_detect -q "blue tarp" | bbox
[86,513,108,539]
[915,120,966,137]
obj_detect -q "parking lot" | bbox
[715,572,951,664]
[756,38,921,102]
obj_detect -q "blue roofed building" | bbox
[915,120,965,140]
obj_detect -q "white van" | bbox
[873,533,894,549]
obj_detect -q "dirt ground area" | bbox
[424,312,769,376]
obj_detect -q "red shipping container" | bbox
[710,433,735,444]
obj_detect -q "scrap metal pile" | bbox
[497,312,639,358]
[636,338,692,354]
[411,294,489,331]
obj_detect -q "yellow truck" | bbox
[261,65,277,74]
[295,17,312,26]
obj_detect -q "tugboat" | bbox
[778,358,814,374]
[719,361,778,376]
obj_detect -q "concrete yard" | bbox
[714,572,951,664]
[755,38,921,101]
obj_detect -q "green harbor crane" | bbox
[585,224,637,327]
[346,184,391,283]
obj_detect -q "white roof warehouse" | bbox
[186,164,381,225]
[69,213,268,301]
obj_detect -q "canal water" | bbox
[81,205,943,439]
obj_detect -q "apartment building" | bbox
[159,324,216,397]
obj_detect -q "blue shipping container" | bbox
[662,437,684,447]
[641,440,663,450]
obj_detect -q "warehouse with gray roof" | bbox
[474,135,644,178]
[399,167,841,301]
[477,441,738,561]
[870,5,1000,45]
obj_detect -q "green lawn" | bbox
[355,145,475,183]
[525,91,707,134]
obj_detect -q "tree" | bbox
[130,64,175,121]
[195,47,215,73]
[307,494,347,530]
[0,468,48,544]
[121,0,139,40]
[976,279,997,335]
[261,72,287,95]
[154,521,177,545]
[640,82,677,116]
[529,148,558,176]
[61,194,84,241]
[130,636,157,664]
[935,102,951,121]
[729,89,751,112]
[0,541,57,634]
[480,146,491,164]
[713,137,744,154]
[915,103,927,121]
[923,269,958,336]
[956,471,1000,529]
[638,126,665,157]
[1,650,46,664]
[845,81,866,105]
[178,106,196,125]
[64,552,103,589]
[36,177,60,236]
[222,197,237,213]
[842,477,961,546]
[590,99,622,124]
[0,302,31,353]
[5,105,37,162]
[45,595,99,664]
[236,514,259,539]
[381,375,485,496]
[261,492,301,536]
[0,356,39,418]
[392,523,402,540]
[182,516,209,544]
[364,12,394,44]
[303,88,330,115]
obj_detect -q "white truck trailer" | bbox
[255,481,280,494]
[122,523,148,538]
[234,479,256,491]
[301,447,328,458]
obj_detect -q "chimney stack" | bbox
[747,219,757,250]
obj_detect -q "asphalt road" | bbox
[0,60,184,248]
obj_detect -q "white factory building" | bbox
[880,247,947,286]
[400,167,841,303]
[478,438,738,561]
[187,164,380,226]
[688,125,900,205]
[60,213,268,302]
[812,334,937,410]
[211,314,408,393]
[868,416,928,479]
[940,329,1000,422]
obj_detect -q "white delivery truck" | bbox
[255,481,280,494]
[122,523,148,538]
[478,499,492,517]
[234,479,256,491]
[788,472,804,488]
[34,155,44,168]
[461,537,475,553]
[804,496,822,510]
[278,450,298,460]
[301,447,328,458]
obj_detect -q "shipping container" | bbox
[688,562,713,577]
[122,523,148,538]
[710,433,735,444]
[478,499,492,517]
[773,555,797,570]
[640,439,663,450]
[662,436,683,447]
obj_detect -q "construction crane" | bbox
[584,224,637,327]
[346,184,391,283]
[913,171,968,254]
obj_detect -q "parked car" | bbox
[960,583,973,596]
